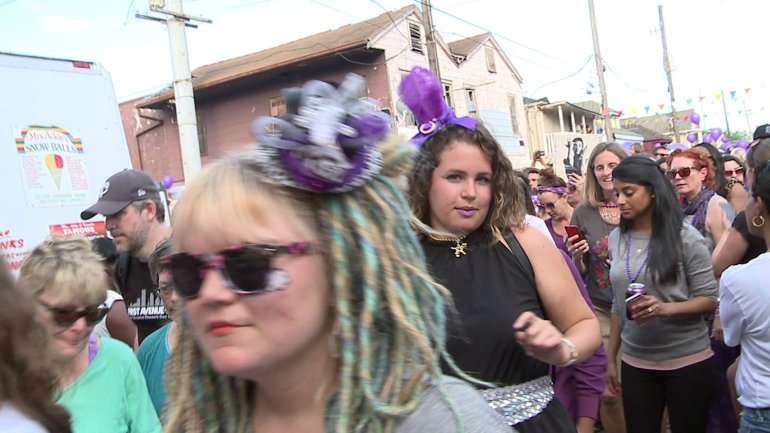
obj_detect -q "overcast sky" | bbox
[2,0,766,136]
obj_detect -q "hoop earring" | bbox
[752,215,766,228]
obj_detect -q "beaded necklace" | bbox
[625,234,650,283]
[599,202,620,225]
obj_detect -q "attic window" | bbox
[408,23,423,54]
[485,47,496,73]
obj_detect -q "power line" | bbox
[526,55,594,98]
[428,2,582,69]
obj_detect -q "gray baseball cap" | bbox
[81,169,160,220]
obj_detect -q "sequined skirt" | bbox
[480,375,554,426]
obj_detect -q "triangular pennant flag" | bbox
[631,108,637,115]
[658,103,665,110]
[699,96,706,101]
[730,90,736,99]
[686,98,693,105]
[645,106,650,114]
[617,110,623,117]
[745,88,751,94]
[715,93,722,101]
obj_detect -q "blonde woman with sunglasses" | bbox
[17,237,160,433]
[161,74,512,433]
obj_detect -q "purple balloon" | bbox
[721,135,729,143]
[703,134,713,144]
[720,142,733,152]
[669,142,688,151]
[686,132,697,143]
[736,139,750,149]
[162,174,174,189]
[710,128,723,141]
[690,112,701,126]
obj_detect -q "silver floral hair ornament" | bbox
[250,73,390,193]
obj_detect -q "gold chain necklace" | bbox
[426,233,468,257]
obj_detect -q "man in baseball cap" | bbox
[82,169,172,342]
[81,169,161,220]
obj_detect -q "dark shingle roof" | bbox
[447,33,488,57]
[139,5,416,107]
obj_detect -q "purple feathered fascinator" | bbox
[250,73,390,193]
[397,66,476,146]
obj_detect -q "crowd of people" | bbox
[0,65,768,433]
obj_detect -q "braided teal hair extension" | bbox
[164,136,468,433]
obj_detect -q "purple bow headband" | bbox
[535,186,569,195]
[398,66,476,146]
[250,73,389,193]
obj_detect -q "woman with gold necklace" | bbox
[568,142,628,433]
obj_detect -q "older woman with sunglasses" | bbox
[0,259,72,433]
[161,74,511,433]
[665,148,733,252]
[17,237,160,433]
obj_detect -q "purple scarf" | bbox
[682,188,715,237]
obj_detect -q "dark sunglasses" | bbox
[162,242,318,299]
[38,300,109,327]
[665,167,692,180]
[724,167,745,177]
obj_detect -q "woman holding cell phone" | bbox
[606,156,718,433]
[567,142,628,433]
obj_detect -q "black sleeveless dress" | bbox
[422,228,575,433]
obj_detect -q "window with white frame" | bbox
[443,81,454,109]
[466,88,477,117]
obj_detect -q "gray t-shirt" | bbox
[397,377,514,433]
[571,204,618,311]
[608,224,718,361]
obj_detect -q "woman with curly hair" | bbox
[0,259,71,433]
[400,66,601,433]
[161,74,511,433]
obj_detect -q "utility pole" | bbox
[743,100,752,135]
[588,0,613,142]
[137,0,211,183]
[659,5,680,143]
[422,0,442,82]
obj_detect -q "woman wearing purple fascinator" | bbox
[162,72,513,433]
[401,66,601,433]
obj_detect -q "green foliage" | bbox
[727,130,750,141]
